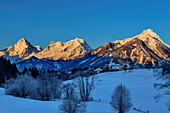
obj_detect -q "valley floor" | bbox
[0,69,169,113]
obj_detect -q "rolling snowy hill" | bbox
[0,69,169,113]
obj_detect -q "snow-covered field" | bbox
[0,69,169,113]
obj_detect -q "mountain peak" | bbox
[35,37,92,60]
[0,38,42,59]
[72,37,85,43]
[17,38,28,43]
[15,38,30,47]
[138,29,166,46]
[103,29,170,64]
[140,29,160,39]
[19,38,27,41]
[75,37,83,40]
[142,28,154,34]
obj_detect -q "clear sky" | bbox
[0,0,170,49]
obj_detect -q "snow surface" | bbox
[0,69,169,113]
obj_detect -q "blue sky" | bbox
[0,0,170,49]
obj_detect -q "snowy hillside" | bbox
[0,69,169,113]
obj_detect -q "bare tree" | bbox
[60,82,87,113]
[75,75,95,101]
[59,98,86,113]
[62,83,76,99]
[110,84,132,113]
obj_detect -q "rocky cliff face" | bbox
[33,38,92,60]
[92,29,170,64]
[0,38,42,59]
[0,38,92,61]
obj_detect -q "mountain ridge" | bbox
[92,29,170,64]
[32,37,92,60]
[0,29,169,64]
[0,38,42,59]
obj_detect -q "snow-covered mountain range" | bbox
[0,29,169,71]
[0,38,92,61]
[32,38,92,60]
[92,29,170,64]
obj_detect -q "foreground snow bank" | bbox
[0,69,169,113]
[0,88,61,113]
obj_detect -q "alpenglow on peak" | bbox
[0,38,42,59]
[141,28,154,34]
[33,37,92,60]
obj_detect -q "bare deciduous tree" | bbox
[75,75,95,101]
[59,98,86,113]
[62,83,76,99]
[60,82,87,113]
[110,84,132,113]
